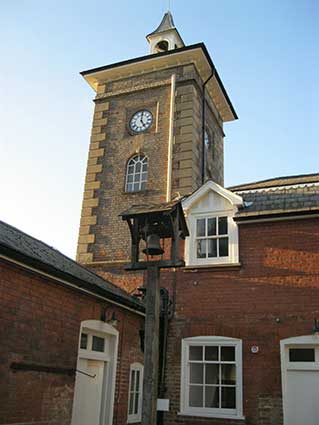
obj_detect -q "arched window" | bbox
[125,155,148,192]
[127,363,144,423]
[155,40,169,53]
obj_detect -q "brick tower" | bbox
[76,12,237,287]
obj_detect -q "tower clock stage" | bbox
[76,11,237,285]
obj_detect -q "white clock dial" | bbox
[130,110,153,133]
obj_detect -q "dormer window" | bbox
[182,181,243,267]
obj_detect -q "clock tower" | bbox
[76,12,237,285]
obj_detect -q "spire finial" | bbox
[168,0,171,11]
[146,7,185,53]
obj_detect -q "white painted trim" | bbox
[182,180,243,212]
[234,182,319,194]
[71,320,119,425]
[280,334,319,425]
[177,411,246,420]
[236,213,319,225]
[180,336,244,420]
[166,73,176,202]
[0,254,145,316]
[127,362,144,423]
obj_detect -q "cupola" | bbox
[146,11,185,54]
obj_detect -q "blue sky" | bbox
[0,0,318,257]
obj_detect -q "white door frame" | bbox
[280,334,319,425]
[72,320,119,425]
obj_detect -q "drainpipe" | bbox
[201,70,215,185]
[166,73,176,202]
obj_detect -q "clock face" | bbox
[129,110,153,133]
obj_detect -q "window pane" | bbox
[190,363,203,384]
[92,336,105,352]
[127,183,133,192]
[135,162,141,172]
[141,172,147,181]
[134,392,139,415]
[141,182,146,190]
[189,346,203,361]
[128,165,134,173]
[207,218,216,236]
[205,364,219,385]
[205,386,219,408]
[208,239,217,258]
[130,370,135,392]
[135,370,140,392]
[142,163,148,172]
[289,348,315,362]
[127,174,133,183]
[134,174,141,182]
[221,386,236,408]
[133,183,140,191]
[189,385,203,407]
[80,333,88,349]
[221,346,235,361]
[219,237,229,257]
[221,364,236,385]
[196,219,206,237]
[197,240,206,258]
[129,392,134,414]
[205,346,218,361]
[218,217,228,235]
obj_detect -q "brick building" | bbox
[75,11,319,425]
[1,10,318,425]
[0,220,145,425]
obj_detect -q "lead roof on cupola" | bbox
[147,11,176,36]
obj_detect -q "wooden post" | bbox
[142,264,161,425]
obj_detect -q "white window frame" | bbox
[180,336,244,420]
[127,362,144,423]
[186,211,239,266]
[125,155,148,192]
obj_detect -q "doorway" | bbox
[281,335,319,425]
[71,320,119,425]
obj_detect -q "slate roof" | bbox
[230,173,319,219]
[229,173,319,191]
[147,11,176,37]
[0,220,144,312]
[120,200,181,217]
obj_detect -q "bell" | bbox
[143,233,164,256]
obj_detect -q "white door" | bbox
[286,369,319,425]
[72,358,106,425]
[281,337,319,425]
[71,322,119,425]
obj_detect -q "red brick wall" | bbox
[0,260,144,425]
[158,218,319,425]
